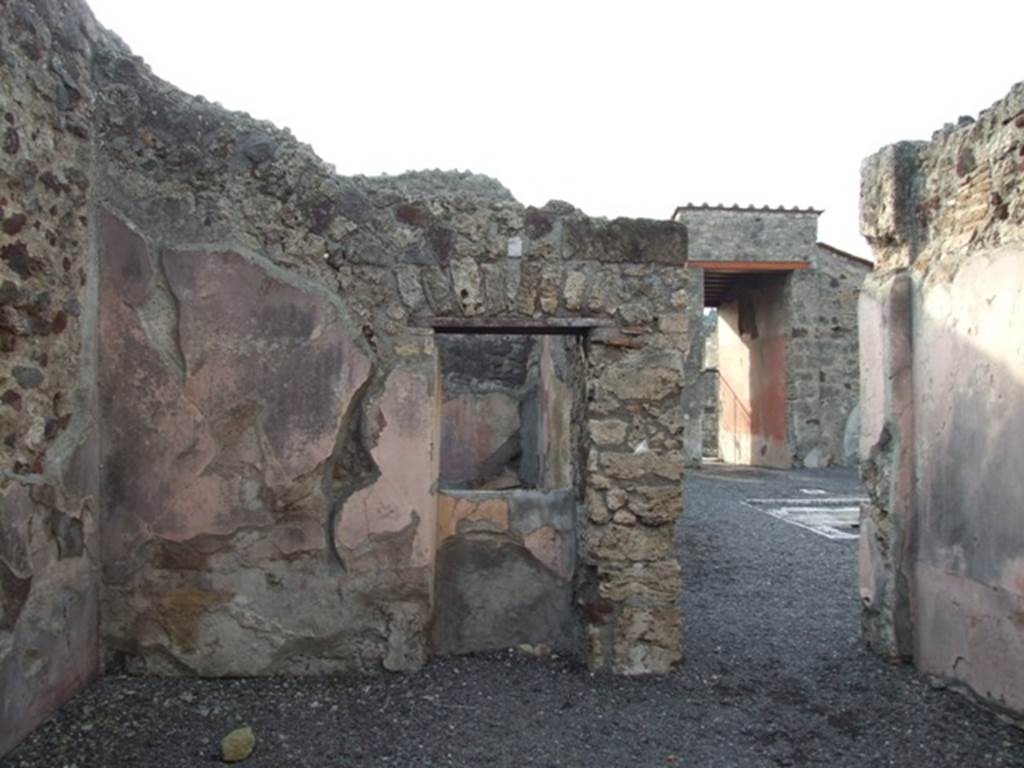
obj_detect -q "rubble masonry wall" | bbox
[1,0,701,752]
[0,1,104,755]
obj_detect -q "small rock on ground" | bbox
[221,725,255,763]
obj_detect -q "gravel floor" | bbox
[5,465,1024,767]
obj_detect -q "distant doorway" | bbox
[698,263,804,468]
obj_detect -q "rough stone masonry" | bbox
[0,0,701,754]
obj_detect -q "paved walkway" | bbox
[4,466,1023,766]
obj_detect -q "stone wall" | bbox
[0,2,103,754]
[811,245,867,467]
[786,245,869,468]
[92,139,695,680]
[673,205,819,264]
[859,81,1024,716]
[1,0,700,752]
[701,311,719,459]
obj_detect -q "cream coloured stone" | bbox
[563,270,587,311]
[516,264,540,315]
[597,559,682,603]
[585,522,674,562]
[590,419,629,446]
[394,339,425,357]
[597,450,684,482]
[587,272,616,312]
[612,605,682,674]
[657,313,687,334]
[605,488,628,512]
[629,486,682,525]
[587,488,611,524]
[451,257,484,316]
[221,725,255,762]
[436,495,510,541]
[539,265,561,314]
[600,358,681,402]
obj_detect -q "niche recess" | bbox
[432,329,587,656]
[437,334,575,492]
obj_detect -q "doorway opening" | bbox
[699,263,805,468]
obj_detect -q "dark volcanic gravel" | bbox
[5,465,1024,767]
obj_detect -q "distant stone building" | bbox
[673,206,871,468]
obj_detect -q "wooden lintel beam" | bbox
[417,317,615,335]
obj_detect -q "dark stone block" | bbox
[2,127,18,155]
[336,185,371,223]
[437,334,533,391]
[2,213,26,235]
[240,134,277,165]
[426,224,455,264]
[99,209,152,307]
[0,242,33,280]
[0,561,31,631]
[564,217,687,265]
[508,489,576,535]
[525,207,553,239]
[401,243,436,266]
[12,366,42,389]
[431,533,574,655]
[395,204,432,228]
[48,510,83,559]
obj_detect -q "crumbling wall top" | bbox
[860,80,1024,277]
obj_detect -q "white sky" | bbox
[87,0,1024,259]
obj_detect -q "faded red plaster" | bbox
[750,335,787,443]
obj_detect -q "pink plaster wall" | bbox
[857,272,914,659]
[716,279,789,468]
[909,249,1024,711]
[440,392,519,486]
[336,363,438,570]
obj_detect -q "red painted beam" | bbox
[688,260,811,272]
